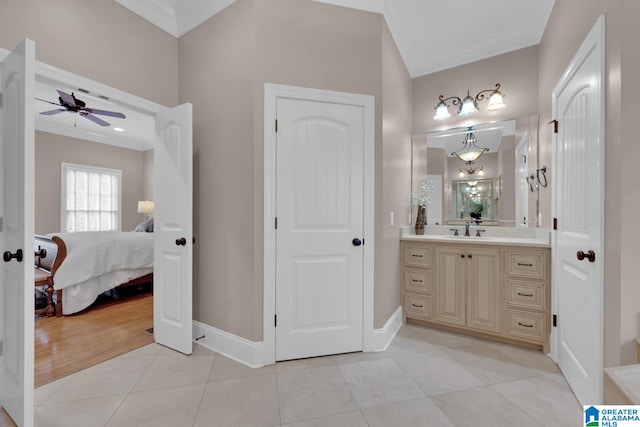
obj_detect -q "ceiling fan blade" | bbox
[57,90,76,106]
[87,108,126,119]
[81,112,111,127]
[39,109,67,115]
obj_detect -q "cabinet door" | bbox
[466,248,501,333]
[435,247,466,325]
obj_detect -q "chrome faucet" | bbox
[464,222,471,237]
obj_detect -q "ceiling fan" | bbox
[37,90,126,127]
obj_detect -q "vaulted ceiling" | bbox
[115,0,555,77]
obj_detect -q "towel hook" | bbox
[537,165,548,188]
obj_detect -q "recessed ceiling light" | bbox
[113,127,124,132]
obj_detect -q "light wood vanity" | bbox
[401,234,551,352]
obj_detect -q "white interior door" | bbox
[153,103,193,355]
[426,175,443,225]
[0,39,35,427]
[515,133,529,228]
[275,97,364,361]
[552,16,604,405]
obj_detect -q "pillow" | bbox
[134,217,154,232]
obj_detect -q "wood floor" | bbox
[35,287,154,388]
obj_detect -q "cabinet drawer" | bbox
[403,269,433,293]
[403,245,433,268]
[405,293,432,320]
[506,251,546,279]
[506,279,545,310]
[505,309,546,341]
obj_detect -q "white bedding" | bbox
[49,231,154,314]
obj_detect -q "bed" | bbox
[34,231,154,316]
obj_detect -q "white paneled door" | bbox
[552,16,604,405]
[275,98,364,361]
[153,104,193,355]
[0,39,35,427]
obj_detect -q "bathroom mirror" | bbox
[411,116,539,227]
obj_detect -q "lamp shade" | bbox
[458,92,478,116]
[486,90,506,111]
[433,101,451,120]
[137,200,154,214]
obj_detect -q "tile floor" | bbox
[28,324,581,426]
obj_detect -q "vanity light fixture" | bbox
[452,127,489,163]
[459,161,485,177]
[433,83,506,120]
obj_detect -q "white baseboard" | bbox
[192,321,265,368]
[365,305,403,352]
[193,306,403,368]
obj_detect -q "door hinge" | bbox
[552,314,557,327]
[553,218,558,230]
[275,217,278,229]
[275,119,278,133]
[362,238,365,245]
[274,314,277,327]
[549,119,558,134]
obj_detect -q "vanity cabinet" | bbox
[434,247,501,332]
[401,240,551,351]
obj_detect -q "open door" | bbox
[552,16,604,404]
[0,39,35,426]
[153,103,193,355]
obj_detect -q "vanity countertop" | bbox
[400,226,551,248]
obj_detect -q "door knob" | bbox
[3,249,23,263]
[577,250,595,263]
[175,237,187,246]
[352,238,362,247]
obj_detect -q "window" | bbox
[61,163,122,232]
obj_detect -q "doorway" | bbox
[263,84,375,364]
[0,39,194,425]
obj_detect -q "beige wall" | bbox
[0,0,178,106]
[180,0,410,340]
[35,131,146,234]
[142,149,154,201]
[380,20,413,326]
[178,0,257,339]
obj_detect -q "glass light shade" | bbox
[486,91,505,111]
[455,149,486,162]
[459,171,465,177]
[458,94,478,116]
[433,101,451,120]
[478,169,485,176]
[137,200,154,214]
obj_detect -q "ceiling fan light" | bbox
[486,90,505,111]
[458,94,478,116]
[433,101,451,120]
